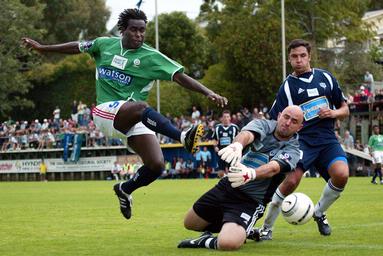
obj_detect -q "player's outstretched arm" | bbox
[21,38,81,54]
[218,131,255,166]
[173,72,228,108]
[227,161,281,188]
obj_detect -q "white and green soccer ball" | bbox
[281,192,314,225]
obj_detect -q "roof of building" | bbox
[363,9,383,20]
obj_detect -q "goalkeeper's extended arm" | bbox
[227,160,284,188]
[218,131,255,166]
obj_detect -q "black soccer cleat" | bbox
[313,214,331,236]
[113,183,133,220]
[183,124,204,153]
[177,231,213,248]
[248,228,272,241]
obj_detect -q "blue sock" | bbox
[141,107,181,141]
[121,165,161,194]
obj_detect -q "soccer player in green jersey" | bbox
[368,125,383,184]
[22,8,227,220]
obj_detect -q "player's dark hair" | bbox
[117,8,148,33]
[288,39,311,54]
[222,110,231,116]
[372,125,379,129]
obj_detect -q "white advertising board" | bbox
[0,156,117,173]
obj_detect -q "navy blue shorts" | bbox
[297,141,347,181]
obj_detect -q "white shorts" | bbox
[93,100,155,141]
[372,151,383,164]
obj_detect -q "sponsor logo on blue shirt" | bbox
[300,96,329,121]
[97,67,133,85]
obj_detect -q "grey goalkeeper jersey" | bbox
[236,119,301,204]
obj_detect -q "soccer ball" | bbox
[281,192,314,225]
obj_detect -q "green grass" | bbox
[0,177,382,256]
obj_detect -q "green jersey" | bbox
[79,37,184,104]
[368,134,383,151]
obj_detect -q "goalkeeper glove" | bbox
[228,163,256,188]
[218,142,243,166]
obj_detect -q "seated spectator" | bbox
[120,160,130,180]
[95,128,106,146]
[342,130,354,149]
[175,157,185,179]
[18,130,29,150]
[1,133,10,151]
[185,159,194,178]
[111,161,122,181]
[160,160,172,179]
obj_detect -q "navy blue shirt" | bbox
[269,68,347,146]
[212,123,240,149]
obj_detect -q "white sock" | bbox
[180,131,186,145]
[314,179,343,217]
[263,188,285,230]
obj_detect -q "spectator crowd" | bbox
[0,101,268,152]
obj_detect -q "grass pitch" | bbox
[0,177,382,256]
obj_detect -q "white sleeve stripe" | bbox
[78,42,82,52]
[171,67,183,81]
[323,72,333,91]
[283,81,293,106]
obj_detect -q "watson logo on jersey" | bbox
[97,67,133,85]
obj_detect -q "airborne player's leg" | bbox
[114,134,164,219]
[93,100,203,220]
[114,101,203,153]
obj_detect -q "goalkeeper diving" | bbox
[177,105,303,251]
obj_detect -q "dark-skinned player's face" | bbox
[122,19,146,49]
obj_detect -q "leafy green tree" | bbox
[0,0,44,118]
[199,0,375,109]
[147,81,193,117]
[10,0,110,120]
[368,0,383,11]
[40,0,110,43]
[145,12,210,78]
[16,54,96,120]
[336,42,383,94]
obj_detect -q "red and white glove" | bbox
[227,163,256,188]
[218,142,243,166]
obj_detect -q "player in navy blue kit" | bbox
[254,39,349,239]
[212,110,239,176]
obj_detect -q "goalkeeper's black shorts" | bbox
[192,178,265,235]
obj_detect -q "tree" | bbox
[9,0,111,120]
[199,0,302,109]
[368,0,383,11]
[145,12,210,78]
[199,0,375,109]
[17,54,96,120]
[40,0,110,43]
[336,42,383,94]
[147,81,193,117]
[0,0,44,118]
